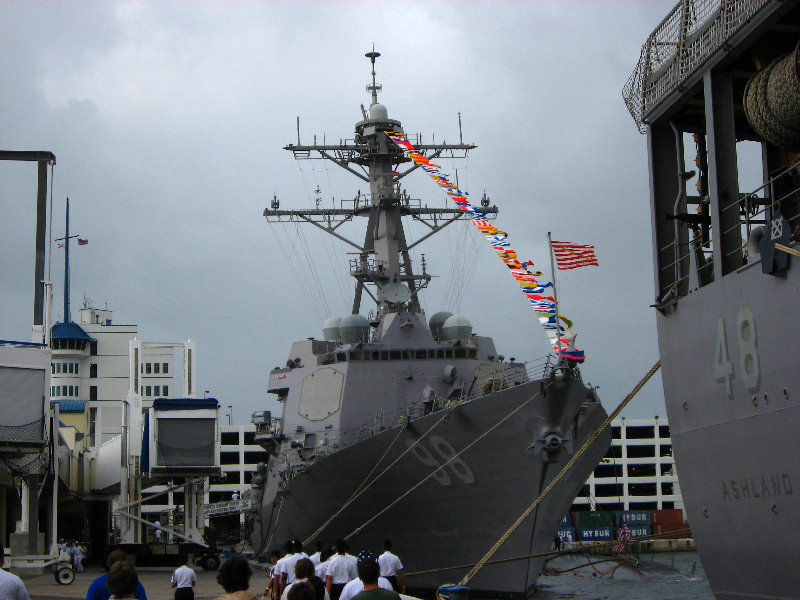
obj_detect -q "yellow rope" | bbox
[459,360,661,586]
[303,420,409,545]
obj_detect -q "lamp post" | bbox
[227,405,232,426]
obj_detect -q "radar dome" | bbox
[322,317,343,342]
[369,103,388,121]
[339,314,370,344]
[429,311,454,341]
[442,314,473,341]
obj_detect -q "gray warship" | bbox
[248,53,610,597]
[624,2,800,599]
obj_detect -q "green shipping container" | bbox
[572,510,614,527]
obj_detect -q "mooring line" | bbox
[459,360,662,586]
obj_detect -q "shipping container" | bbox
[579,526,613,541]
[615,510,650,525]
[572,511,614,528]
[652,523,691,538]
[557,527,575,541]
[650,508,684,524]
[625,524,651,539]
[559,514,571,527]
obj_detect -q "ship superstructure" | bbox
[249,52,610,597]
[624,2,800,599]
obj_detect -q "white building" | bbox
[570,417,683,512]
[50,305,174,445]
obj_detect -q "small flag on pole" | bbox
[551,240,598,270]
[78,239,89,245]
[612,523,631,552]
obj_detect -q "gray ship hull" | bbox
[254,375,609,597]
[658,261,800,600]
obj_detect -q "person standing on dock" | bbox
[171,556,197,600]
[86,549,148,600]
[280,540,309,594]
[0,542,30,600]
[351,558,400,600]
[309,541,323,567]
[325,539,357,600]
[377,541,405,594]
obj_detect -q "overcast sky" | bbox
[1,0,677,424]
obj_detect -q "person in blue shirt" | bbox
[86,549,148,600]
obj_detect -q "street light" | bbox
[227,405,233,425]
[204,390,210,398]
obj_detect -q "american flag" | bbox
[612,523,631,552]
[551,240,599,270]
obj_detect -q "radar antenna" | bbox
[365,46,382,106]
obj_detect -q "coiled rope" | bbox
[459,360,661,586]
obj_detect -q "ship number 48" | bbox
[714,306,760,396]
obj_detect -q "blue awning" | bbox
[51,399,87,413]
[51,322,95,341]
[153,397,219,411]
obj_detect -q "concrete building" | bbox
[570,417,683,512]
[50,304,174,446]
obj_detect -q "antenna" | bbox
[365,45,382,106]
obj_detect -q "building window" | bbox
[90,341,98,356]
[154,386,161,396]
[145,386,151,397]
[163,363,169,374]
[90,364,97,378]
[51,364,55,374]
[90,386,97,402]
[51,386,55,396]
[75,363,79,374]
[145,363,152,374]
[163,385,169,396]
[154,363,160,374]
[62,363,67,373]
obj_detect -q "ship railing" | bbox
[657,159,800,300]
[624,0,771,132]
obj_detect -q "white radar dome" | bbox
[442,314,473,341]
[369,103,388,121]
[339,314,370,344]
[322,317,343,341]
[429,311,454,341]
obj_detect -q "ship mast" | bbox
[264,50,493,317]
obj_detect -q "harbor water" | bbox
[535,551,713,600]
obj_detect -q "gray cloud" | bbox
[1,0,674,422]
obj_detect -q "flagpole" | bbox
[548,232,563,361]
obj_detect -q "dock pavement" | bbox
[22,564,269,600]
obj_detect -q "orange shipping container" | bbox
[653,523,691,538]
[650,508,684,524]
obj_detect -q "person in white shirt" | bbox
[231,491,240,501]
[275,543,292,599]
[170,556,197,600]
[338,552,392,600]
[325,539,357,600]
[72,541,86,573]
[154,520,163,543]
[314,547,333,581]
[0,542,31,600]
[377,540,404,594]
[309,540,323,567]
[280,540,309,592]
[282,558,330,600]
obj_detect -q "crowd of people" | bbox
[0,537,407,600]
[263,538,405,600]
[57,537,89,572]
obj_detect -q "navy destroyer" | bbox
[624,2,800,599]
[248,53,610,597]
